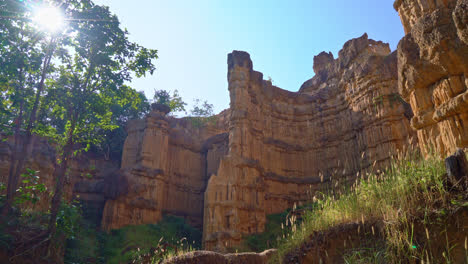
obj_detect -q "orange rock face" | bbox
[101,106,230,230]
[395,0,468,157]
[203,34,416,250]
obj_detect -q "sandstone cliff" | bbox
[395,0,468,157]
[101,104,230,230]
[202,34,416,250]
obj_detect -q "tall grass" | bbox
[273,152,467,263]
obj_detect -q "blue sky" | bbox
[94,0,404,114]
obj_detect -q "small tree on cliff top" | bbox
[153,89,187,114]
[188,99,215,127]
[190,99,214,117]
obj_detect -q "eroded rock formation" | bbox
[101,104,230,230]
[98,35,416,250]
[395,0,468,157]
[202,34,415,250]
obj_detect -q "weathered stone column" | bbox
[101,104,170,230]
[203,51,266,251]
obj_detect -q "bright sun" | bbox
[32,5,65,33]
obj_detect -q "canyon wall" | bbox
[395,0,468,157]
[3,0,466,252]
[98,34,416,250]
[203,34,416,250]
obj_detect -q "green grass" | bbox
[343,242,387,264]
[270,152,468,263]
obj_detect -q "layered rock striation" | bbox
[203,34,416,250]
[101,105,230,230]
[396,0,468,157]
[99,34,415,250]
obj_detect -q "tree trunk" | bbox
[47,153,71,236]
[2,66,25,216]
[2,40,56,216]
[445,148,468,189]
[47,111,78,240]
[46,114,77,261]
[2,99,25,215]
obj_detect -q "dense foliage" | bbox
[64,215,202,264]
[0,0,158,259]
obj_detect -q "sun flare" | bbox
[32,5,65,33]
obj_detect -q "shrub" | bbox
[64,215,201,264]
